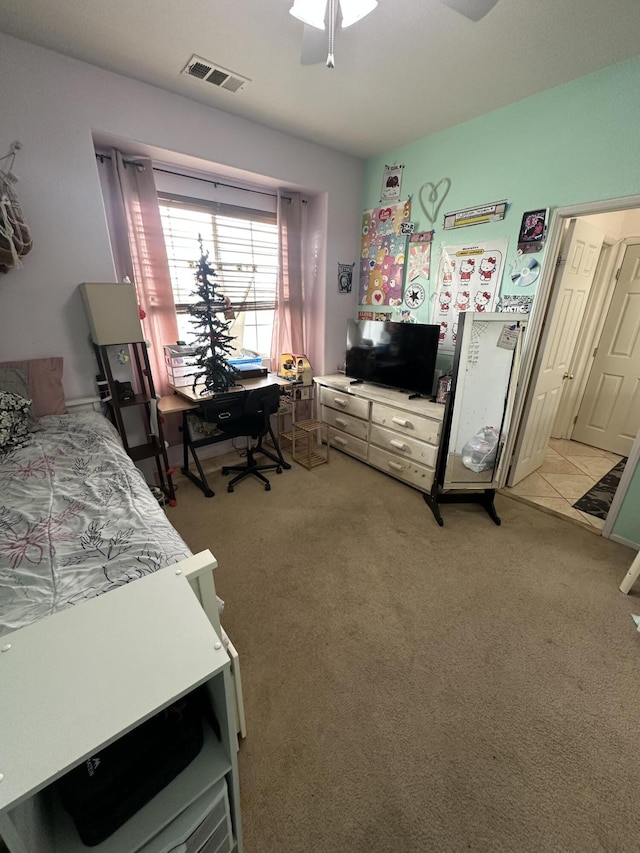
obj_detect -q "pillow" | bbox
[0,391,32,453]
[0,368,40,431]
[0,357,66,417]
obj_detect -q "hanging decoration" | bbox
[358,200,411,308]
[433,239,509,352]
[0,141,33,274]
[510,255,540,287]
[418,178,451,226]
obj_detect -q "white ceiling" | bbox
[2,0,640,159]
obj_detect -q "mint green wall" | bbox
[362,54,640,548]
[612,457,640,546]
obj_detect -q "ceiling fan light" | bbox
[289,0,327,30]
[339,0,377,28]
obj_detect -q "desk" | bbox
[159,374,292,497]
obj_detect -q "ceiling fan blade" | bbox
[440,0,499,22]
[300,23,328,65]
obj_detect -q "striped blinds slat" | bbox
[159,201,278,313]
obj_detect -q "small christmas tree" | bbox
[188,237,238,395]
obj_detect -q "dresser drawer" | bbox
[368,445,435,492]
[370,401,440,445]
[320,386,370,420]
[369,423,438,468]
[321,405,369,441]
[328,430,368,461]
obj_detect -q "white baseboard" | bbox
[608,533,640,551]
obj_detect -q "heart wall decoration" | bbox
[418,178,452,226]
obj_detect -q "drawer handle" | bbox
[392,416,409,428]
[390,439,407,451]
[333,436,347,446]
[334,397,348,407]
[388,460,404,472]
[335,417,348,427]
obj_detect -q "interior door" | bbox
[571,241,640,456]
[508,218,605,485]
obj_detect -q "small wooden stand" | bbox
[279,385,329,470]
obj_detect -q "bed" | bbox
[0,357,245,737]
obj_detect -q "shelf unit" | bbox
[279,384,329,469]
[80,281,176,505]
[95,342,176,504]
[0,564,242,853]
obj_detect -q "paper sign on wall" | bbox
[380,165,404,203]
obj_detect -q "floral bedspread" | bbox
[0,412,192,635]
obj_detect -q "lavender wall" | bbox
[0,33,363,397]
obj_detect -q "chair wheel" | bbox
[276,467,282,474]
[221,468,229,476]
[227,484,234,493]
[265,483,271,491]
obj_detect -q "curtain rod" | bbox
[95,152,295,202]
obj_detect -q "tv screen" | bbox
[345,319,440,397]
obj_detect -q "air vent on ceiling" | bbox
[181,56,250,93]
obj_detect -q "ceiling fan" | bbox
[291,0,500,68]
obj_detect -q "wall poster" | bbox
[517,208,548,254]
[358,200,411,308]
[432,239,508,352]
[380,164,404,203]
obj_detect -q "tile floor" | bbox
[501,438,624,532]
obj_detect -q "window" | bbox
[159,196,278,357]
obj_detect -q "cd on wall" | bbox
[511,257,540,287]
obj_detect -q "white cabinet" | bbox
[315,375,444,492]
[0,561,242,853]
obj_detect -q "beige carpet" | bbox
[168,448,640,853]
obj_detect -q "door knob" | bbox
[562,373,574,380]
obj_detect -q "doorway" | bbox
[502,197,640,536]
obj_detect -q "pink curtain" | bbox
[108,151,179,399]
[271,190,305,370]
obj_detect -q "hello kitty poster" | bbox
[433,240,508,352]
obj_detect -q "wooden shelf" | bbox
[278,386,329,470]
[291,420,329,470]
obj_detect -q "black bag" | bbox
[56,694,204,846]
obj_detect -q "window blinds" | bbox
[159,196,278,314]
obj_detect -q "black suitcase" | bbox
[56,693,204,846]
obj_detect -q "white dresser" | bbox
[315,374,445,493]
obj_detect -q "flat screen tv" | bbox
[345,319,440,398]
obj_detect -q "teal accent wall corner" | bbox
[613,458,640,548]
[362,53,640,544]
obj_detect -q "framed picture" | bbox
[517,208,548,254]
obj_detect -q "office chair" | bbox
[219,383,289,492]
